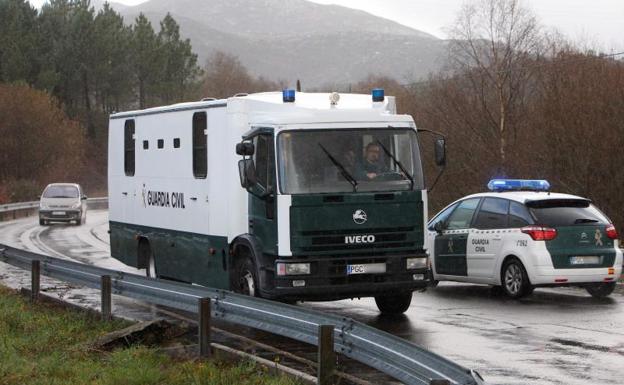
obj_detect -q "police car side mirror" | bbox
[434,138,446,167]
[238,159,258,189]
[236,142,255,156]
[433,221,445,233]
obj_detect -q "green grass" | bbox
[0,286,301,385]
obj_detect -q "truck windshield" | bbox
[277,128,424,194]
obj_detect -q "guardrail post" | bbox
[101,275,112,321]
[31,260,40,302]
[430,380,451,385]
[198,297,211,359]
[317,325,335,385]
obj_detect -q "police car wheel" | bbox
[585,282,616,298]
[374,292,413,314]
[501,259,532,299]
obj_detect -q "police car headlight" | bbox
[406,257,427,270]
[277,263,311,276]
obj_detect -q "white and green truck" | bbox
[108,90,445,314]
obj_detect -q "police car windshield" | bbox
[277,128,424,194]
[527,199,610,226]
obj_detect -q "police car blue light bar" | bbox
[372,88,385,102]
[283,89,295,103]
[487,179,551,192]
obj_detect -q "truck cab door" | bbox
[247,134,278,255]
[434,198,480,277]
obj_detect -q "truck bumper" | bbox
[260,254,429,301]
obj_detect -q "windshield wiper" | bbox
[318,143,358,192]
[376,140,414,190]
[574,218,599,224]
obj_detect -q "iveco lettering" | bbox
[108,90,447,314]
[426,179,623,298]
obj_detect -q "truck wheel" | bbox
[374,292,413,314]
[501,258,532,299]
[139,240,157,278]
[585,282,616,298]
[233,257,258,297]
[427,269,439,288]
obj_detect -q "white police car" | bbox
[427,179,623,298]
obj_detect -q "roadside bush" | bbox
[0,83,87,202]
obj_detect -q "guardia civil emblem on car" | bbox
[353,209,367,225]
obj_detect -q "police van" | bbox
[427,179,622,298]
[108,90,446,314]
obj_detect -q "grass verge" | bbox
[0,286,302,385]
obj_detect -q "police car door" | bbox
[434,198,480,277]
[469,197,510,280]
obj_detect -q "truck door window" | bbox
[253,135,274,189]
[473,198,509,229]
[124,120,135,176]
[446,198,480,230]
[192,112,207,178]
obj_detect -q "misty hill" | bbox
[110,0,447,87]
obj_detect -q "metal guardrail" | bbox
[0,244,485,385]
[0,197,108,220]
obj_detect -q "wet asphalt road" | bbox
[0,210,623,385]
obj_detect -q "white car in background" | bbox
[39,183,88,226]
[427,179,622,298]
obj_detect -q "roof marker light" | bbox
[282,89,295,103]
[487,179,550,192]
[372,88,385,102]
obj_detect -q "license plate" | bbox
[346,263,386,275]
[570,256,600,265]
[52,211,66,215]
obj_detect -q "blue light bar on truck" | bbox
[372,88,385,102]
[283,89,295,103]
[487,179,551,192]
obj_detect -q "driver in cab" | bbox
[356,142,385,180]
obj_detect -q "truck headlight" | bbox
[406,257,427,270]
[276,263,311,276]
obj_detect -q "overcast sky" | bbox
[29,0,624,51]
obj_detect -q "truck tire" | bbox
[585,282,616,298]
[232,257,258,297]
[374,292,413,314]
[501,258,532,299]
[139,240,157,278]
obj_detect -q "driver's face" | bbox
[366,146,380,163]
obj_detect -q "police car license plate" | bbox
[52,211,66,215]
[346,263,386,275]
[570,256,600,265]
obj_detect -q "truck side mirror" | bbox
[238,159,258,189]
[236,142,255,156]
[434,138,446,167]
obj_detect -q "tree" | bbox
[201,51,282,99]
[156,13,201,104]
[93,3,134,114]
[448,0,542,174]
[131,13,161,109]
[0,0,39,84]
[0,83,86,201]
